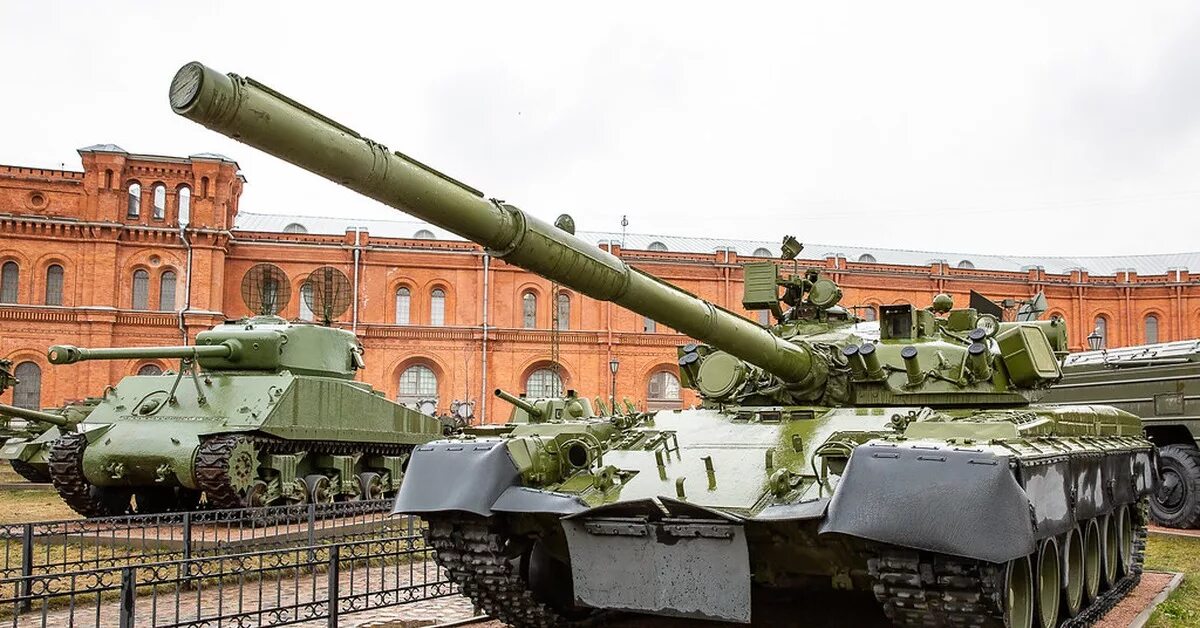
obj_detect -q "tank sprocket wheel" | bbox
[424,514,610,628]
[195,434,263,510]
[868,500,1148,628]
[9,459,51,484]
[48,432,132,518]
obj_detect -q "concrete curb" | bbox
[1147,525,1200,539]
[430,617,491,628]
[1129,571,1185,628]
[0,483,52,491]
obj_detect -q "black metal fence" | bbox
[0,501,458,627]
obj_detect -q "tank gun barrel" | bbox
[0,403,71,427]
[48,343,234,365]
[168,62,815,384]
[494,389,543,420]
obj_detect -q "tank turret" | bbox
[494,388,594,423]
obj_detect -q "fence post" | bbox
[18,524,32,611]
[307,503,316,546]
[182,511,192,560]
[327,545,340,628]
[119,567,136,628]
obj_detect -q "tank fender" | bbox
[392,440,521,516]
[78,423,114,443]
[491,486,588,516]
[819,441,1036,564]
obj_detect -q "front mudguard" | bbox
[391,440,586,517]
[819,442,1036,563]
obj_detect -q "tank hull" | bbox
[397,405,1153,625]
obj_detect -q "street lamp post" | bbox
[609,358,619,414]
[1087,328,1103,351]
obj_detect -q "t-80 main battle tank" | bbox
[170,62,1156,628]
[41,267,443,517]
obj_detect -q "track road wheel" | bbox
[1150,444,1200,528]
[1082,519,1102,604]
[1035,539,1060,628]
[1117,505,1135,576]
[1005,554,1035,628]
[357,472,383,501]
[304,474,333,504]
[1100,514,1119,589]
[1060,526,1084,618]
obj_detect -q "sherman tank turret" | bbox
[40,263,443,517]
[171,62,1156,628]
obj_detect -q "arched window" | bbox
[643,316,656,333]
[414,229,436,240]
[857,253,877,263]
[200,177,209,198]
[647,371,682,410]
[132,269,150,310]
[392,287,412,324]
[178,186,191,225]
[957,259,975,269]
[0,261,19,303]
[753,247,773,258]
[1145,315,1160,344]
[1094,316,1108,349]
[45,264,63,306]
[430,288,446,326]
[398,364,438,408]
[283,223,308,234]
[522,292,537,328]
[556,293,570,330]
[152,184,167,219]
[861,306,877,322]
[525,368,563,398]
[299,283,315,321]
[138,364,164,376]
[159,271,177,311]
[104,170,113,189]
[647,241,668,252]
[12,362,41,409]
[127,182,141,217]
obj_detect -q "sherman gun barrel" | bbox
[0,403,71,428]
[494,389,543,420]
[48,343,236,365]
[169,62,817,386]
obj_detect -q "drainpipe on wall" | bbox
[480,252,490,422]
[178,221,193,344]
[351,228,362,334]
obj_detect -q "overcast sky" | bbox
[3,1,1199,256]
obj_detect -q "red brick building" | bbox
[2,146,1198,421]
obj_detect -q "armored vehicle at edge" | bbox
[1044,339,1200,528]
[0,399,99,483]
[170,61,1156,628]
[42,305,443,516]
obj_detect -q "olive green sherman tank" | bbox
[170,62,1157,628]
[42,316,442,517]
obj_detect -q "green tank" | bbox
[170,61,1156,628]
[0,398,99,483]
[1043,340,1200,528]
[42,315,443,516]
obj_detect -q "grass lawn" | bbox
[0,488,80,524]
[1146,532,1200,627]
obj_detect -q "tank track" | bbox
[196,432,416,510]
[424,514,609,628]
[869,513,1148,627]
[9,459,50,484]
[48,432,120,517]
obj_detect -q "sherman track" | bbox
[9,459,50,484]
[48,432,127,517]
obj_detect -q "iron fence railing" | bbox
[0,499,397,581]
[0,508,456,627]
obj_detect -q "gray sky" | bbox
[3,1,1199,256]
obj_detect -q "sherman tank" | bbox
[1043,340,1200,528]
[40,265,444,517]
[170,61,1156,628]
[0,399,99,483]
